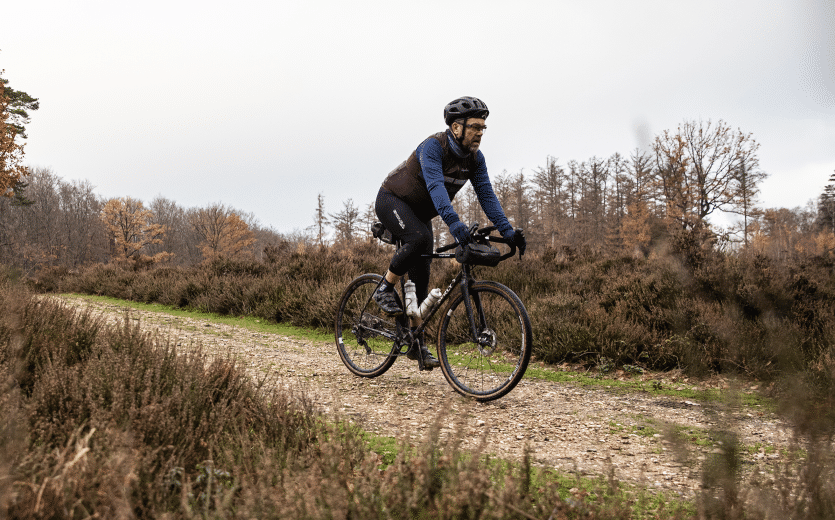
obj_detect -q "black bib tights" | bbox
[374,187,434,304]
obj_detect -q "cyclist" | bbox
[373,96,527,369]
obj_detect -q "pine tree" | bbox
[0,71,36,197]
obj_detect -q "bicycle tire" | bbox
[437,281,532,401]
[335,273,399,378]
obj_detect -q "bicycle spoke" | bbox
[438,282,531,401]
[335,274,400,377]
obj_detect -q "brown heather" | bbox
[1,270,684,519]
[31,237,835,387]
[4,235,835,518]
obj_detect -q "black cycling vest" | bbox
[381,132,478,221]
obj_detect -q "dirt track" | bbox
[58,295,795,497]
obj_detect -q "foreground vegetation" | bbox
[3,265,835,518]
[1,273,693,518]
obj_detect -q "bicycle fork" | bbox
[458,267,486,346]
[411,265,490,367]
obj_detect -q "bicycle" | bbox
[334,223,532,402]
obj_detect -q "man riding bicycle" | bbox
[373,96,527,369]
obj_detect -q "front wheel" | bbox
[335,273,399,378]
[437,281,532,401]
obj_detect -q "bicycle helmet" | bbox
[444,97,489,126]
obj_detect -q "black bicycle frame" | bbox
[402,262,487,348]
[357,228,514,359]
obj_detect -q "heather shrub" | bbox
[2,277,689,518]
[6,265,835,517]
[1,280,323,517]
[39,239,835,381]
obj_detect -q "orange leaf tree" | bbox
[101,197,170,265]
[188,203,255,260]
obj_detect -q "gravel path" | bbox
[57,295,795,497]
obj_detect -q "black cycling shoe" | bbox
[373,286,404,316]
[406,338,441,370]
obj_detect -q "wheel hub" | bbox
[477,328,498,356]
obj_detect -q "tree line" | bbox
[0,68,293,273]
[3,65,833,272]
[322,120,833,264]
[0,166,294,273]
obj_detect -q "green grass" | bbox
[525,363,776,410]
[672,425,716,449]
[60,292,333,342]
[483,458,696,519]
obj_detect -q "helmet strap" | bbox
[456,118,468,146]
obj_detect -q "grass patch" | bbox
[59,292,333,342]
[672,425,717,449]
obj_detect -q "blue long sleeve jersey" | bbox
[416,131,513,238]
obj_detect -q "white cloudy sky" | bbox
[3,0,834,234]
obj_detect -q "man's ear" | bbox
[450,122,462,138]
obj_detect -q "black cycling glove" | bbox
[449,221,472,245]
[507,229,526,256]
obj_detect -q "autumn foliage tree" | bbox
[0,69,37,198]
[101,197,170,266]
[188,203,256,260]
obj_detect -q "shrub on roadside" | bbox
[36,240,835,383]
[1,273,688,519]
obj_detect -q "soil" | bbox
[55,295,796,497]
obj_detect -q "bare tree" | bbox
[753,206,817,261]
[58,178,107,267]
[491,170,512,211]
[618,150,658,254]
[148,196,199,264]
[507,169,533,231]
[608,153,629,224]
[311,192,329,246]
[652,119,761,231]
[360,202,377,242]
[728,155,768,248]
[578,157,608,248]
[329,198,360,246]
[532,156,566,249]
[19,167,64,268]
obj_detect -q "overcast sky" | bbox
[3,0,834,235]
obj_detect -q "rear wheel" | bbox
[335,274,399,377]
[437,281,532,401]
